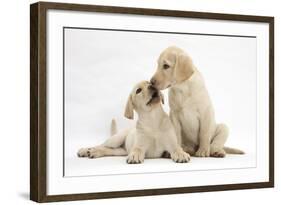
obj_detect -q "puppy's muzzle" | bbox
[151,78,171,90]
[146,85,160,105]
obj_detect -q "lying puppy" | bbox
[150,46,244,157]
[78,81,190,163]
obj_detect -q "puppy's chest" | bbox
[169,89,200,143]
[169,88,192,111]
[142,130,166,158]
[142,129,163,144]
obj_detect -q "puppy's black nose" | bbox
[150,78,156,85]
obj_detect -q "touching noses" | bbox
[148,84,156,90]
[150,77,156,86]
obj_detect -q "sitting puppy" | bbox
[78,81,190,164]
[150,46,244,157]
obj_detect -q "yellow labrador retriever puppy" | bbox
[150,46,244,157]
[78,81,190,163]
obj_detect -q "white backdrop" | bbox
[1,0,279,205]
[64,27,256,176]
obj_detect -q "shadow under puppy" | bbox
[78,81,190,164]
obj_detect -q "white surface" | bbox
[1,0,280,205]
[67,155,255,177]
[47,8,269,195]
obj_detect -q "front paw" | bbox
[127,149,144,164]
[195,146,210,157]
[171,149,191,163]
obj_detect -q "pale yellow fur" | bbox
[151,46,244,157]
[78,81,190,163]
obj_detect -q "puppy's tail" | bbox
[224,146,245,154]
[110,118,117,136]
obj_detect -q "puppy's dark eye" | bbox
[163,64,170,69]
[136,88,142,94]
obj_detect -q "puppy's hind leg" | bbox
[77,133,125,158]
[87,128,130,158]
[78,124,129,158]
[102,129,129,148]
[210,123,228,158]
[88,147,127,158]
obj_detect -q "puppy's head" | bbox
[124,81,164,120]
[150,46,194,90]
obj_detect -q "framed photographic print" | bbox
[30,1,274,202]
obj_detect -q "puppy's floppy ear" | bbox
[124,94,134,120]
[174,53,194,83]
[160,92,165,104]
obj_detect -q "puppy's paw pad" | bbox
[211,148,226,158]
[171,151,191,163]
[195,147,210,157]
[77,148,90,157]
